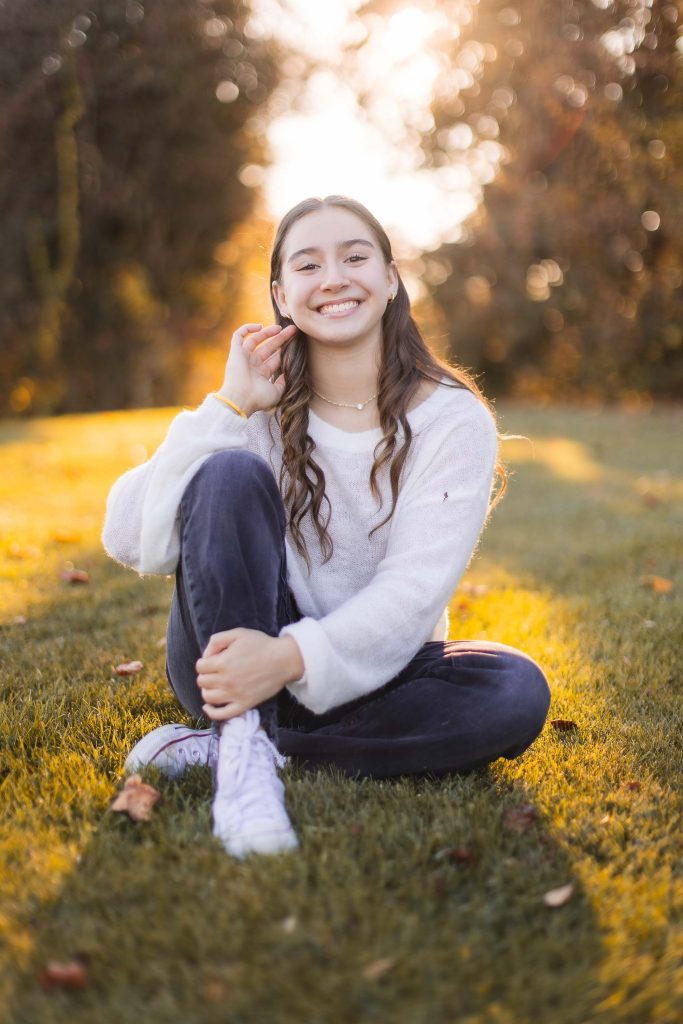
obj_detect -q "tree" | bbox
[354,0,683,401]
[0,0,282,413]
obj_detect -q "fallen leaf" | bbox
[39,959,88,991]
[639,574,674,594]
[51,528,82,544]
[626,780,641,792]
[598,813,611,825]
[203,980,225,1003]
[136,603,163,616]
[281,915,298,934]
[434,846,477,866]
[543,883,574,908]
[60,567,90,584]
[550,718,578,732]
[503,803,537,833]
[114,660,144,676]
[362,958,395,981]
[110,774,161,822]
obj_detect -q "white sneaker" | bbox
[212,709,298,858]
[124,724,217,778]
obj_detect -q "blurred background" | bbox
[1,0,681,417]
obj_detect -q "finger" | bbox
[233,323,262,344]
[242,324,283,354]
[203,702,244,722]
[262,350,281,376]
[197,676,224,691]
[253,325,297,360]
[200,688,235,706]
[202,631,237,658]
[195,659,216,674]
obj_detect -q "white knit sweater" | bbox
[102,382,498,714]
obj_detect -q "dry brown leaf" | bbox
[111,774,161,822]
[362,958,395,981]
[626,780,641,792]
[281,915,298,934]
[639,574,674,593]
[550,718,578,732]
[434,846,477,866]
[203,980,226,1003]
[114,660,144,676]
[598,813,611,825]
[51,528,82,544]
[39,959,88,991]
[543,883,574,908]
[503,803,537,833]
[136,603,163,616]
[60,567,90,584]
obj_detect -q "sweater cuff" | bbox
[196,393,250,441]
[279,617,334,715]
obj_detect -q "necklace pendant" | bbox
[356,402,363,410]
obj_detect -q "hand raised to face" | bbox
[218,322,298,416]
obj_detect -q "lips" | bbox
[317,299,361,316]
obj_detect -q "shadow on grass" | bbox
[7,760,605,1024]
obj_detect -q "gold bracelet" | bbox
[212,392,248,419]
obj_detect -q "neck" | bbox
[307,333,381,404]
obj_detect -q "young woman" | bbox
[102,195,551,859]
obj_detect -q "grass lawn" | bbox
[0,400,681,1024]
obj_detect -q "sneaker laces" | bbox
[215,710,288,821]
[218,710,286,785]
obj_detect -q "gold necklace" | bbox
[312,388,378,411]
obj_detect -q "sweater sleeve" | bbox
[280,399,498,714]
[101,395,249,575]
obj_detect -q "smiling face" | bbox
[271,206,398,351]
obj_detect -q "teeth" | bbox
[318,300,359,315]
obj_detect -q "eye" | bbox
[296,263,318,272]
[347,254,367,263]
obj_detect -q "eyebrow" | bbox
[286,238,376,265]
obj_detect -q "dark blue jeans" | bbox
[166,450,551,779]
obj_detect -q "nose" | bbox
[320,260,350,292]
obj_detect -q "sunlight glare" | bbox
[259,0,479,253]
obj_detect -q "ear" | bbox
[387,261,399,295]
[272,280,287,317]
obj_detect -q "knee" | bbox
[505,652,551,737]
[186,450,279,507]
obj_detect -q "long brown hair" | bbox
[269,195,507,566]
